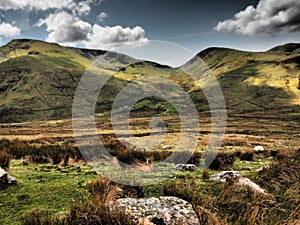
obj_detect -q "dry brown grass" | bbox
[0,150,11,169]
[66,176,136,225]
[218,182,279,225]
[1,113,299,224]
[205,151,237,170]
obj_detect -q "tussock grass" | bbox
[0,150,11,169]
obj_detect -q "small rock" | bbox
[254,145,264,151]
[7,175,17,184]
[238,177,266,194]
[256,164,271,172]
[0,167,17,188]
[211,171,270,197]
[0,168,7,178]
[162,145,172,150]
[0,168,8,186]
[210,171,241,182]
[175,164,196,171]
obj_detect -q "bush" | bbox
[30,155,51,164]
[21,209,68,225]
[67,176,135,225]
[143,184,164,198]
[205,151,237,171]
[0,150,11,169]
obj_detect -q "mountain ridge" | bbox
[0,39,299,122]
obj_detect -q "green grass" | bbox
[233,158,271,176]
[0,160,97,225]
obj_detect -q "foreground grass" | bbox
[0,160,97,225]
[0,149,299,225]
[0,155,276,224]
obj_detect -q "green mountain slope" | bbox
[0,39,188,122]
[0,39,134,122]
[191,45,300,112]
[0,39,299,122]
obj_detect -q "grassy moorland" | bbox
[0,110,299,224]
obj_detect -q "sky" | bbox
[0,0,300,55]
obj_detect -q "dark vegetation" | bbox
[0,135,274,171]
[0,150,11,169]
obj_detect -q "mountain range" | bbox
[0,39,299,122]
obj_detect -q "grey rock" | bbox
[0,167,17,187]
[210,171,241,182]
[210,171,270,196]
[7,175,17,184]
[0,168,7,177]
[109,196,200,225]
[0,168,8,185]
[238,177,266,194]
[175,164,196,171]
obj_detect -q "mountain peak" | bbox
[268,43,300,53]
[5,38,57,47]
[197,47,246,59]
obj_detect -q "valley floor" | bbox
[0,111,299,224]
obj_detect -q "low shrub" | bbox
[0,150,11,169]
[21,209,68,225]
[205,151,237,170]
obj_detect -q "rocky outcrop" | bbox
[109,196,200,225]
[0,167,16,188]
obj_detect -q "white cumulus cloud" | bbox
[36,12,92,44]
[85,24,149,49]
[0,22,21,37]
[0,0,101,15]
[36,11,148,49]
[0,0,74,11]
[214,0,300,36]
[98,12,108,22]
[76,1,91,15]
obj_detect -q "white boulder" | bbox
[254,145,264,151]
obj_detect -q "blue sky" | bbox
[0,0,300,54]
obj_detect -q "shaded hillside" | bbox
[0,39,136,122]
[0,39,190,122]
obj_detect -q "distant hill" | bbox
[190,45,300,113]
[0,39,299,122]
[268,43,300,53]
